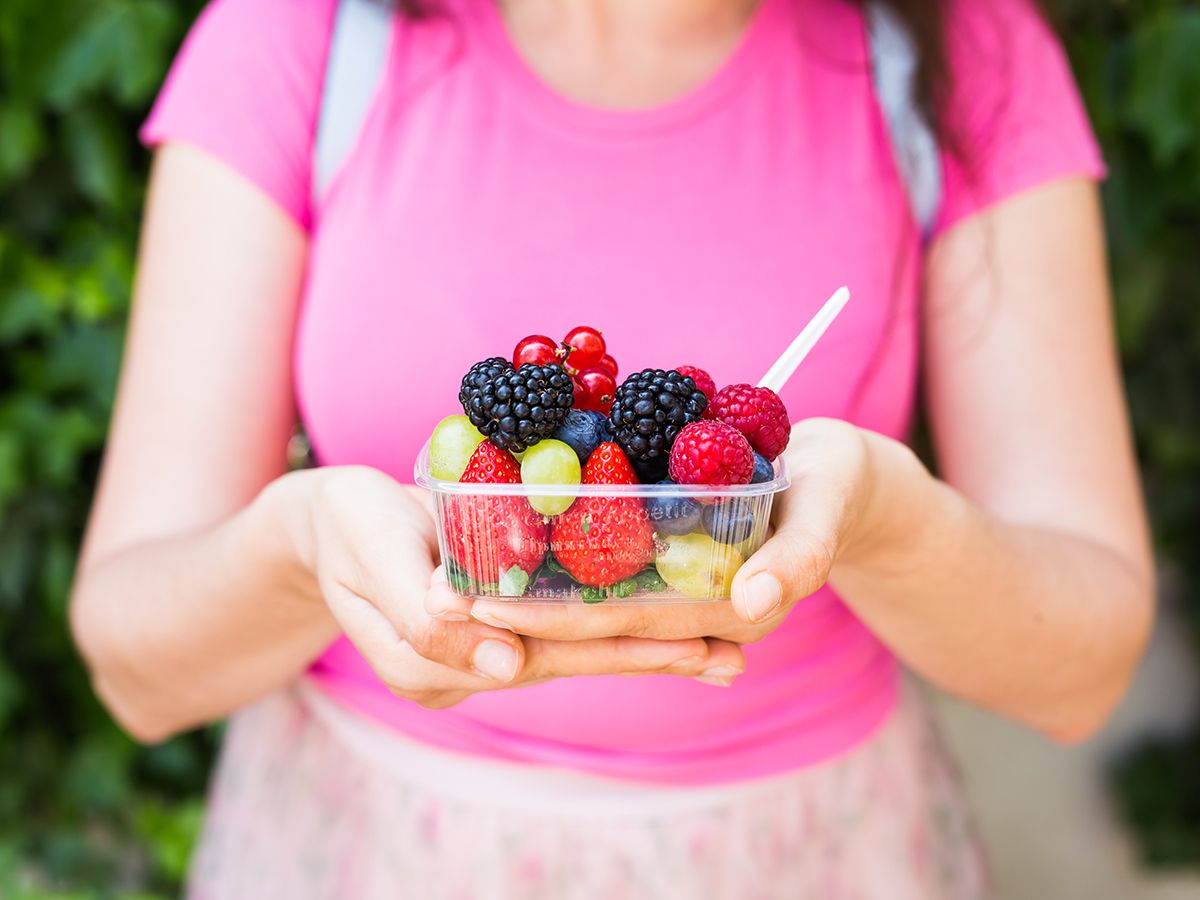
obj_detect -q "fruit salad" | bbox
[417,326,791,603]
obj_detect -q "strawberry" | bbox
[580,441,639,485]
[552,444,654,587]
[445,442,548,585]
[461,439,522,483]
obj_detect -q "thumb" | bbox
[731,525,837,625]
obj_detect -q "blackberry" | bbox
[459,357,513,404]
[607,369,708,481]
[459,360,574,453]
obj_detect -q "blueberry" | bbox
[646,479,703,535]
[750,452,775,484]
[552,409,604,463]
[586,410,614,444]
[702,499,756,544]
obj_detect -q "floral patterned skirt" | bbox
[186,678,989,900]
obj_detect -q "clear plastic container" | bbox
[415,442,790,604]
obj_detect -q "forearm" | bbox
[70,471,338,742]
[832,434,1154,741]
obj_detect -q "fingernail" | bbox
[432,610,469,622]
[744,573,782,622]
[668,655,706,670]
[701,665,743,679]
[694,675,736,687]
[472,611,514,632]
[473,640,518,682]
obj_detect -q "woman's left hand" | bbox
[468,419,904,672]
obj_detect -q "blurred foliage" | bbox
[0,1,211,896]
[1066,0,1200,870]
[0,0,1196,893]
[1114,729,1200,868]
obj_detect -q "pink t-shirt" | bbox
[143,0,1103,784]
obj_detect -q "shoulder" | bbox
[941,0,1060,73]
[160,0,342,111]
[186,0,340,74]
[937,0,1083,143]
[198,0,339,35]
[142,0,343,228]
[932,0,1103,235]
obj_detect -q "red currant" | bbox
[562,326,606,370]
[513,334,562,368]
[570,373,591,408]
[578,367,617,413]
[599,353,619,379]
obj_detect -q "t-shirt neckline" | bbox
[467,0,787,137]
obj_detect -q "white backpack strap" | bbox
[313,0,393,205]
[866,1,943,238]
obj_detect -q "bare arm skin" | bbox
[842,177,1155,741]
[70,145,742,742]
[72,143,325,739]
[472,179,1155,743]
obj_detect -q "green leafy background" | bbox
[0,0,1196,893]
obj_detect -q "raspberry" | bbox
[706,384,791,461]
[445,442,548,584]
[675,365,716,402]
[668,420,754,488]
[552,443,654,587]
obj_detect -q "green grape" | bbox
[520,439,581,516]
[655,533,743,600]
[429,415,485,481]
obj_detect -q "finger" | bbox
[470,597,743,643]
[731,484,841,624]
[519,636,745,683]
[423,565,475,622]
[321,578,461,698]
[325,573,526,686]
[361,637,485,708]
[687,638,747,686]
[362,634,748,703]
[316,475,526,682]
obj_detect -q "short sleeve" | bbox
[932,0,1105,236]
[140,0,338,229]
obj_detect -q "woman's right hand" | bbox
[279,465,745,709]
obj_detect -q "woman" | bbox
[71,0,1153,896]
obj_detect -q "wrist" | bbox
[242,468,324,601]
[837,430,934,571]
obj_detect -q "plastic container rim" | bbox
[413,439,791,498]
